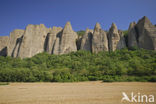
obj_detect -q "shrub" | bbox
[0,48,155,82]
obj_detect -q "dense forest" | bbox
[0,47,156,82]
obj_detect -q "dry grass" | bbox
[0,82,9,86]
[0,81,156,104]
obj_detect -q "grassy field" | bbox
[0,82,9,86]
[0,81,156,104]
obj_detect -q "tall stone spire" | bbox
[92,23,108,53]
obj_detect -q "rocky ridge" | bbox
[0,16,156,58]
[128,16,156,50]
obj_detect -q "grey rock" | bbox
[58,22,77,54]
[136,16,156,50]
[18,24,49,58]
[92,23,108,53]
[76,35,82,50]
[52,37,60,55]
[46,26,62,54]
[1,16,155,58]
[80,28,93,51]
[108,23,120,51]
[7,29,24,57]
[0,36,9,56]
[128,22,138,48]
[117,30,126,49]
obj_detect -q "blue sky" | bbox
[0,0,156,36]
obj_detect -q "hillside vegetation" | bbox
[0,48,156,82]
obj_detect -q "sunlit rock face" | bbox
[0,16,155,58]
[18,24,49,58]
[108,23,126,51]
[7,29,24,57]
[45,26,62,54]
[136,16,156,50]
[92,23,108,53]
[80,28,93,51]
[128,16,156,50]
[128,22,138,48]
[58,22,78,54]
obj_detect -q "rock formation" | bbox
[92,23,108,53]
[7,29,24,57]
[0,16,155,58]
[18,24,49,58]
[128,16,156,50]
[128,22,138,48]
[76,35,82,50]
[46,22,78,55]
[136,16,156,50]
[58,22,78,54]
[108,23,120,51]
[0,36,9,56]
[46,26,62,54]
[117,30,126,49]
[52,37,60,54]
[80,28,93,51]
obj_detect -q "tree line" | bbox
[0,47,156,82]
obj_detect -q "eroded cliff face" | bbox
[7,29,24,57]
[0,16,155,58]
[128,22,138,48]
[80,28,93,51]
[49,22,78,55]
[117,30,126,50]
[136,16,156,50]
[59,22,78,54]
[92,23,108,53]
[0,36,9,56]
[17,24,49,58]
[108,23,126,51]
[45,26,62,54]
[128,16,156,50]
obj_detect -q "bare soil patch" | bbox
[0,81,156,104]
